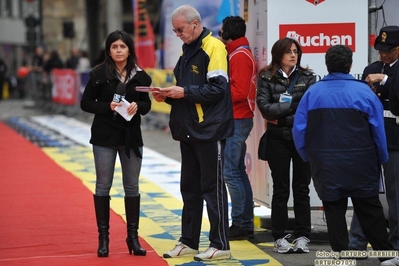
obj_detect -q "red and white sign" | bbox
[52,69,77,105]
[259,0,368,78]
[280,23,356,53]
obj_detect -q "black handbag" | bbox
[258,131,268,161]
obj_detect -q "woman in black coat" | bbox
[256,37,316,254]
[81,30,151,258]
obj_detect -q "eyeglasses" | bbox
[380,46,399,54]
[285,50,300,55]
[173,24,189,34]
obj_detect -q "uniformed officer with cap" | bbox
[349,25,399,256]
[363,25,399,100]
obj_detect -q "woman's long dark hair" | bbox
[96,30,138,82]
[258,37,310,79]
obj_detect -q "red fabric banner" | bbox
[133,0,156,69]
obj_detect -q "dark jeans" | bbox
[267,137,311,240]
[224,118,254,230]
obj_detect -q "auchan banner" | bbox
[244,0,368,208]
[280,22,356,53]
[267,0,368,78]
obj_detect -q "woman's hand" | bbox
[128,102,138,116]
[110,101,122,111]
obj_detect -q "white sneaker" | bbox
[163,242,198,258]
[193,247,231,261]
[381,256,399,266]
[274,234,294,254]
[292,236,310,253]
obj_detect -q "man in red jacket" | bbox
[219,16,257,240]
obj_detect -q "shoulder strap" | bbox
[287,73,299,94]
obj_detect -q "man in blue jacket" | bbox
[293,45,396,265]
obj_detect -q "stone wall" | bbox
[42,0,87,63]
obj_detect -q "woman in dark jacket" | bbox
[256,37,316,254]
[81,30,151,258]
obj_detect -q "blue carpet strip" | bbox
[3,117,83,148]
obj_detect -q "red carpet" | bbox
[0,122,166,265]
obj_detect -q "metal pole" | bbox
[368,0,379,64]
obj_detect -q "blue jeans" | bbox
[224,118,254,230]
[93,145,142,197]
[349,149,399,250]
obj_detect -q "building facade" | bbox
[0,0,156,76]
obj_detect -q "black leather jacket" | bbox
[257,69,316,140]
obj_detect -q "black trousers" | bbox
[323,196,393,254]
[178,140,230,251]
[268,137,311,240]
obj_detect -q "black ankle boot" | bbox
[125,195,146,256]
[94,195,110,257]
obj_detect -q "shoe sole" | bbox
[194,255,231,261]
[273,248,294,254]
[294,248,309,253]
[163,252,198,258]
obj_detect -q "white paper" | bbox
[115,98,134,121]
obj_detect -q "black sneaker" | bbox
[229,224,249,240]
